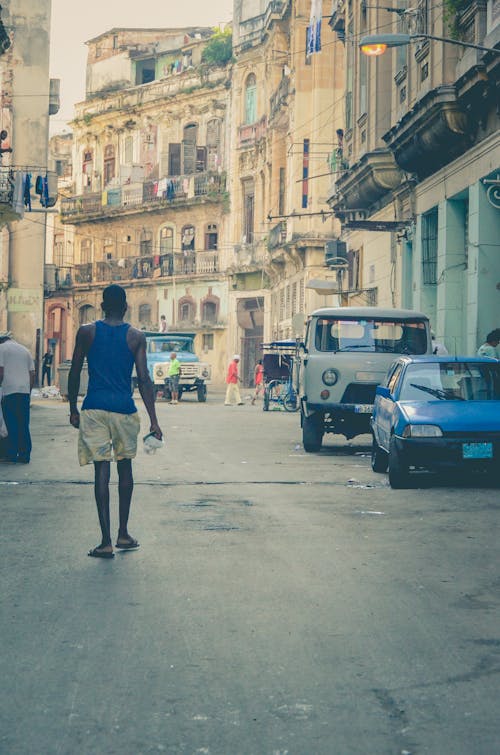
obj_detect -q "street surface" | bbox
[1,391,499,755]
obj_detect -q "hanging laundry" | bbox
[23,173,32,211]
[12,171,24,218]
[307,0,323,55]
[35,175,43,195]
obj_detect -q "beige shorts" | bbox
[78,409,141,466]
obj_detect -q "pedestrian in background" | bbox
[431,331,448,356]
[251,359,264,405]
[225,354,244,406]
[167,351,180,404]
[477,329,500,358]
[68,285,162,559]
[160,314,168,333]
[41,350,53,386]
[0,330,35,464]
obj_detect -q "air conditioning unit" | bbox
[325,240,348,267]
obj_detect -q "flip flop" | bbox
[115,538,140,550]
[88,546,114,559]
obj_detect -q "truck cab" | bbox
[145,333,211,402]
[298,307,431,451]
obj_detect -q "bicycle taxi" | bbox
[261,340,299,412]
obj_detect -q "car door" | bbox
[377,362,404,450]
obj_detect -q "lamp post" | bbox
[359,32,500,56]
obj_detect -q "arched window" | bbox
[245,74,257,125]
[103,144,115,185]
[205,223,218,251]
[54,234,65,267]
[139,303,152,326]
[178,295,196,323]
[79,304,96,325]
[183,123,198,174]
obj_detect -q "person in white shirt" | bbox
[0,331,35,463]
[431,331,449,356]
[477,329,500,359]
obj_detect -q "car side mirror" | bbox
[376,385,391,400]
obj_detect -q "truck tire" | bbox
[388,435,410,488]
[371,434,388,473]
[197,384,207,402]
[303,413,324,452]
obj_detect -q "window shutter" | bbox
[168,143,181,176]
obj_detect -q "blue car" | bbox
[371,356,500,488]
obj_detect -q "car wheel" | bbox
[388,435,410,488]
[303,413,324,453]
[371,434,388,473]
[197,384,207,402]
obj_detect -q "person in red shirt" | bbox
[251,360,264,405]
[224,354,244,406]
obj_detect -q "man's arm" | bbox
[68,326,89,428]
[133,332,162,440]
[29,370,35,391]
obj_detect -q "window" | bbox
[54,234,65,267]
[245,74,257,125]
[206,119,221,170]
[203,333,214,351]
[183,124,198,175]
[422,209,438,284]
[140,230,153,256]
[139,303,152,325]
[205,224,218,251]
[103,144,115,185]
[243,181,255,243]
[136,58,155,85]
[202,301,217,323]
[279,167,286,216]
[345,22,354,130]
[178,296,195,322]
[359,5,367,113]
[80,239,92,264]
[124,135,133,164]
[160,226,174,254]
[181,225,195,252]
[103,237,114,261]
[82,149,93,191]
[348,249,361,290]
[168,143,181,176]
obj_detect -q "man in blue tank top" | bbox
[68,285,162,559]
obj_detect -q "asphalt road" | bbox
[1,391,499,755]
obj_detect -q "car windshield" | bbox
[399,362,500,401]
[148,339,193,354]
[315,318,428,354]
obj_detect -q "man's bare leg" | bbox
[91,461,113,555]
[116,458,139,549]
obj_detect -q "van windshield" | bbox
[148,339,194,354]
[315,318,428,354]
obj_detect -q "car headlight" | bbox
[156,367,164,377]
[322,368,339,386]
[402,424,443,438]
[202,368,210,378]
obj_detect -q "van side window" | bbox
[388,364,403,394]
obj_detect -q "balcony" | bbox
[68,250,221,288]
[268,220,287,250]
[60,172,227,222]
[238,117,267,149]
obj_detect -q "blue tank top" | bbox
[82,321,136,414]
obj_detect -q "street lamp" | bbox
[360,33,500,56]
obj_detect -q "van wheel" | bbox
[371,435,388,473]
[303,413,323,452]
[388,436,410,488]
[197,384,207,402]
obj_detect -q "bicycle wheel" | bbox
[283,389,299,412]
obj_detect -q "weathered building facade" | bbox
[327,0,500,354]
[57,28,232,384]
[228,0,346,382]
[0,0,59,371]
